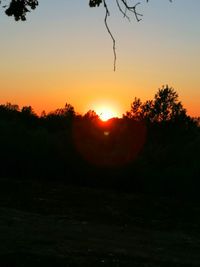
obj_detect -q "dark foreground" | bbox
[1,178,200,267]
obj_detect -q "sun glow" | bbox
[96,107,117,121]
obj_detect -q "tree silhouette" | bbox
[126,85,189,124]
[53,103,75,119]
[84,110,99,121]
[44,103,75,132]
[0,103,20,120]
[125,97,143,120]
[152,85,186,123]
[0,97,199,193]
[21,106,36,116]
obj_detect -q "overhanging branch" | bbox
[90,0,172,71]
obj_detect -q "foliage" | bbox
[0,0,38,21]
[125,85,190,125]
[0,87,199,195]
[0,1,172,21]
[84,110,99,120]
[89,0,102,8]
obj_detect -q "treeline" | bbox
[0,86,200,195]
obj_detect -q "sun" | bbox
[96,107,117,121]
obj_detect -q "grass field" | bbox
[1,178,200,266]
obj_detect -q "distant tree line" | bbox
[0,85,200,196]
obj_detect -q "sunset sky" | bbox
[0,0,200,117]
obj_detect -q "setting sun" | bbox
[96,107,117,121]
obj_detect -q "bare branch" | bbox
[119,1,143,22]
[103,0,117,71]
[100,0,172,70]
[116,0,130,21]
[102,0,144,71]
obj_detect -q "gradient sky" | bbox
[0,0,200,117]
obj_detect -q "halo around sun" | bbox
[96,106,117,121]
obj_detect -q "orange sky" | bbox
[0,1,200,117]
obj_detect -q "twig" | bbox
[103,0,117,71]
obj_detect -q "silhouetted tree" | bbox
[84,110,99,120]
[0,97,199,194]
[0,103,20,120]
[124,97,153,121]
[20,106,38,127]
[126,85,189,125]
[1,0,38,21]
[44,103,75,131]
[53,103,75,118]
[21,106,36,116]
[125,97,143,120]
[4,102,19,111]
[152,85,187,123]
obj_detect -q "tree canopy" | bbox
[125,85,189,124]
[0,0,38,21]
